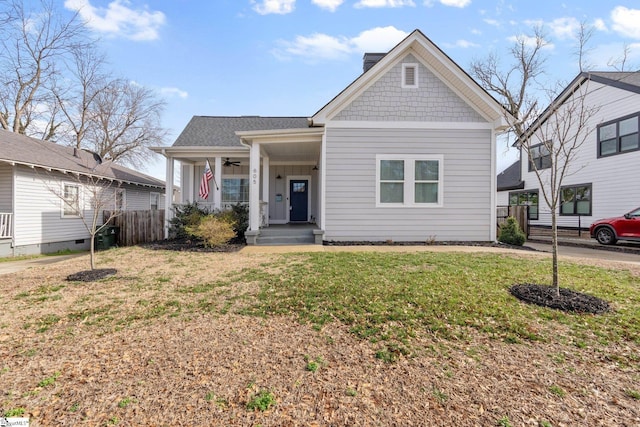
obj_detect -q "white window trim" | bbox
[221,174,250,204]
[150,191,160,210]
[402,63,419,88]
[376,154,443,208]
[61,183,82,218]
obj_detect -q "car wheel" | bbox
[595,227,617,245]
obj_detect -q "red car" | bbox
[590,207,640,245]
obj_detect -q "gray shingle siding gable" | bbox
[333,54,486,122]
[172,116,311,147]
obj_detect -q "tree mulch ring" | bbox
[66,268,118,282]
[510,283,611,314]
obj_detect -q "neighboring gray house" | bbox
[502,71,640,230]
[153,29,510,244]
[0,130,165,256]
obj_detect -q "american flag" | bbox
[199,160,213,199]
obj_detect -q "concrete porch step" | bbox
[255,235,315,245]
[255,224,318,245]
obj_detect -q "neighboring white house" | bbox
[152,29,511,245]
[0,130,166,256]
[498,71,640,231]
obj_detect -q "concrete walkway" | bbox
[0,253,86,276]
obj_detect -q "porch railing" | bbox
[0,213,12,238]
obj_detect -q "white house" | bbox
[152,29,511,245]
[0,130,166,256]
[499,71,640,231]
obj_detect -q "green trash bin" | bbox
[94,225,119,250]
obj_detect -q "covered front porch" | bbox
[153,126,325,245]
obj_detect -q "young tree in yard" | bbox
[517,82,599,293]
[44,164,125,270]
[471,26,601,295]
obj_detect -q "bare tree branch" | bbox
[0,0,89,135]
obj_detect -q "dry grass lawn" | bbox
[1,245,639,426]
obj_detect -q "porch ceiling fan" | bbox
[223,158,241,167]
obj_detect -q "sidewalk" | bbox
[0,253,86,275]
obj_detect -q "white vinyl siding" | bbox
[14,167,92,246]
[13,166,163,247]
[521,82,640,228]
[324,127,492,242]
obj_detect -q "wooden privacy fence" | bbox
[103,210,165,246]
[496,205,528,237]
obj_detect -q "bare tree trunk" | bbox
[551,209,559,295]
[90,234,96,270]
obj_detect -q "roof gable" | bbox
[312,29,510,128]
[0,130,165,188]
[518,71,640,143]
[332,52,485,122]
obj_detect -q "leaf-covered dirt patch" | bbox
[66,268,117,282]
[510,283,611,314]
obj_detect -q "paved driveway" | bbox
[0,253,86,275]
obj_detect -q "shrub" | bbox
[186,215,235,247]
[498,216,526,246]
[216,203,249,242]
[169,202,209,239]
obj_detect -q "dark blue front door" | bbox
[290,180,308,222]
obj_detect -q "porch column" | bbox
[249,142,261,231]
[213,156,222,210]
[164,155,174,239]
[185,164,194,203]
[262,155,269,226]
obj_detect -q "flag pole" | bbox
[207,157,219,190]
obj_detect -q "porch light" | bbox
[276,174,282,179]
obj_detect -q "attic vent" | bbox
[402,63,418,88]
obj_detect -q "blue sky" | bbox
[60,0,640,180]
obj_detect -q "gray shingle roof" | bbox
[172,116,311,147]
[0,129,165,188]
[497,160,524,191]
[589,71,640,91]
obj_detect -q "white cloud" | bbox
[593,18,607,32]
[483,18,500,27]
[611,6,640,39]
[160,87,188,99]
[471,28,482,35]
[548,17,580,40]
[312,0,344,12]
[587,42,640,69]
[443,39,480,48]
[252,0,296,15]
[507,34,555,51]
[350,26,409,52]
[440,0,471,8]
[354,0,415,9]
[273,26,409,62]
[64,0,165,41]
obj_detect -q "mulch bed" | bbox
[510,283,611,314]
[141,238,244,253]
[66,268,118,282]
